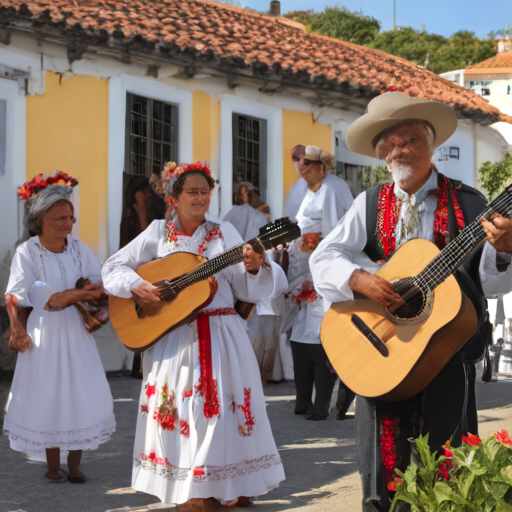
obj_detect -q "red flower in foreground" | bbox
[462,434,481,446]
[387,481,396,492]
[443,446,453,458]
[495,429,512,447]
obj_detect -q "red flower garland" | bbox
[380,416,400,484]
[165,222,222,254]
[18,170,78,203]
[375,172,466,259]
[376,183,399,259]
[153,383,179,431]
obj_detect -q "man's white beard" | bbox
[389,161,414,185]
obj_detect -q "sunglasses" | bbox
[301,159,322,167]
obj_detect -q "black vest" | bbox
[363,178,491,363]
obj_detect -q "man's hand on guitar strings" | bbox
[348,268,405,313]
[481,214,512,254]
[132,281,162,306]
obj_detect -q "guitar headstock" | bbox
[258,217,301,249]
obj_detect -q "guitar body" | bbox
[109,252,212,352]
[321,238,478,401]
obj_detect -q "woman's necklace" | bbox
[165,221,222,255]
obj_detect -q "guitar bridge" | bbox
[351,314,389,357]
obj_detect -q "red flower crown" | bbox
[18,171,79,204]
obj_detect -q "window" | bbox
[125,93,178,177]
[232,113,267,201]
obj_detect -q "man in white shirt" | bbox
[310,92,512,512]
[286,144,354,221]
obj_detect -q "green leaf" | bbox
[496,502,512,512]
[501,466,512,485]
[434,481,479,510]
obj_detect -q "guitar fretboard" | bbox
[171,244,245,290]
[416,186,512,290]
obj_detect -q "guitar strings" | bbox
[414,190,512,290]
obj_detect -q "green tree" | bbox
[285,5,380,46]
[479,152,512,200]
[368,27,445,69]
[285,6,496,74]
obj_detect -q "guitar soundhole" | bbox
[391,278,430,321]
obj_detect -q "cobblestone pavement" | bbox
[1,377,511,512]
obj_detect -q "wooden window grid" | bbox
[232,113,267,201]
[125,93,178,177]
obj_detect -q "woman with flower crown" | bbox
[4,182,115,483]
[102,163,287,508]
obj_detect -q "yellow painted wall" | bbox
[282,110,332,195]
[26,71,108,256]
[192,91,212,164]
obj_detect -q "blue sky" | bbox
[242,0,511,39]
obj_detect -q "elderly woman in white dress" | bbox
[102,163,287,508]
[4,186,116,482]
[284,146,348,421]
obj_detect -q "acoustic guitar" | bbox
[321,185,512,402]
[109,218,300,352]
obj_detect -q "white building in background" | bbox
[440,38,512,151]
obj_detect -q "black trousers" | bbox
[355,353,478,512]
[291,341,337,417]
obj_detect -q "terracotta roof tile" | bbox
[0,0,509,124]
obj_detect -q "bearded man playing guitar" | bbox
[102,163,287,509]
[310,92,512,512]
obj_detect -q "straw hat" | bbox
[345,92,458,158]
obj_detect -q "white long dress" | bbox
[284,182,342,344]
[102,217,287,504]
[3,236,116,461]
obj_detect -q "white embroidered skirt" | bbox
[3,307,116,461]
[132,312,285,504]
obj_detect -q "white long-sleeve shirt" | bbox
[286,173,354,222]
[310,175,512,303]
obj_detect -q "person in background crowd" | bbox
[286,144,354,221]
[102,162,287,508]
[4,186,115,483]
[493,337,505,379]
[223,182,283,385]
[283,146,349,421]
[120,176,167,249]
[249,187,271,222]
[119,175,167,379]
[223,181,268,240]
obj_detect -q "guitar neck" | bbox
[172,243,246,291]
[417,187,512,290]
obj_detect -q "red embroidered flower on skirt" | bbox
[237,388,255,436]
[153,383,179,431]
[193,467,205,476]
[146,384,156,398]
[140,403,149,415]
[182,389,193,399]
[180,419,190,437]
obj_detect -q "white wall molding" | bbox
[107,74,193,256]
[0,77,26,296]
[219,95,283,219]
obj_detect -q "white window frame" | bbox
[108,75,193,256]
[219,96,283,219]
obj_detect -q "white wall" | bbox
[0,78,26,299]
